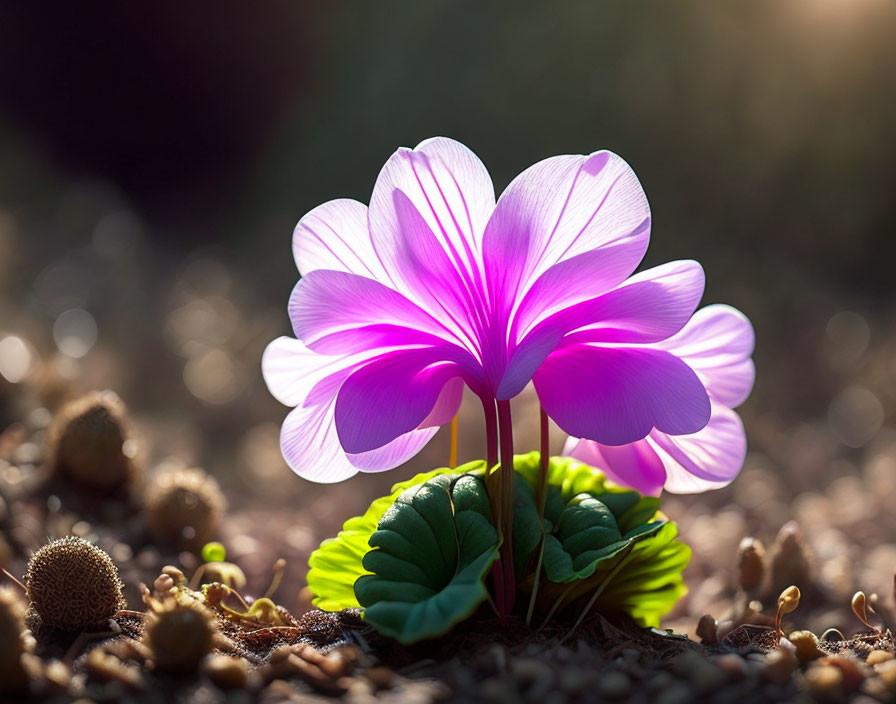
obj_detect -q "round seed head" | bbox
[24,537,125,632]
[48,391,136,492]
[144,467,226,551]
[143,599,218,674]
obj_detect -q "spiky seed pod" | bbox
[736,537,766,592]
[144,467,226,551]
[47,390,136,492]
[24,537,125,632]
[766,521,813,599]
[0,586,29,693]
[143,599,218,675]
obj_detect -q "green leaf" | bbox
[569,522,691,628]
[354,473,499,644]
[512,452,689,627]
[306,461,483,611]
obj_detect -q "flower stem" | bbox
[497,399,516,615]
[481,397,506,615]
[525,406,551,627]
[483,398,498,471]
[538,406,549,506]
[449,414,459,469]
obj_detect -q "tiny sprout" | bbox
[776,585,801,642]
[851,591,880,634]
[201,542,226,564]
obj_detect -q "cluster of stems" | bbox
[477,398,550,617]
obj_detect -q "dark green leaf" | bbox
[354,473,499,644]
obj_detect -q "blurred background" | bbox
[1,0,895,625]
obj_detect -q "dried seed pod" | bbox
[47,391,136,493]
[736,537,766,592]
[766,521,813,598]
[775,585,801,641]
[24,537,125,632]
[144,467,226,551]
[696,614,718,645]
[143,599,218,675]
[0,586,29,693]
[788,630,823,664]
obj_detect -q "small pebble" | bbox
[558,667,594,694]
[619,648,641,665]
[805,664,843,698]
[867,650,893,666]
[760,649,798,685]
[598,671,630,699]
[820,656,864,694]
[203,655,248,691]
[712,653,750,681]
[364,666,393,690]
[874,659,896,687]
[655,683,692,704]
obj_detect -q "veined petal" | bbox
[560,260,705,345]
[369,137,495,295]
[497,260,704,399]
[280,392,446,484]
[647,403,747,493]
[280,401,361,483]
[483,150,650,319]
[288,269,460,354]
[293,199,389,281]
[334,349,464,454]
[510,240,648,342]
[562,436,667,497]
[534,344,711,446]
[655,304,755,408]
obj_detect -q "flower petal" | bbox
[510,241,649,342]
[262,336,370,407]
[293,199,389,280]
[368,137,495,294]
[348,378,464,471]
[280,394,443,483]
[334,349,463,454]
[497,260,705,399]
[288,269,458,354]
[483,150,650,316]
[559,260,705,345]
[647,402,747,493]
[562,436,667,497]
[534,344,711,446]
[656,304,755,407]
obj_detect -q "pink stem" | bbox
[497,399,516,614]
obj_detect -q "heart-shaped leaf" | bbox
[512,452,689,627]
[306,462,483,611]
[353,473,499,644]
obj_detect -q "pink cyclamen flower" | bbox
[564,304,755,495]
[263,137,712,482]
